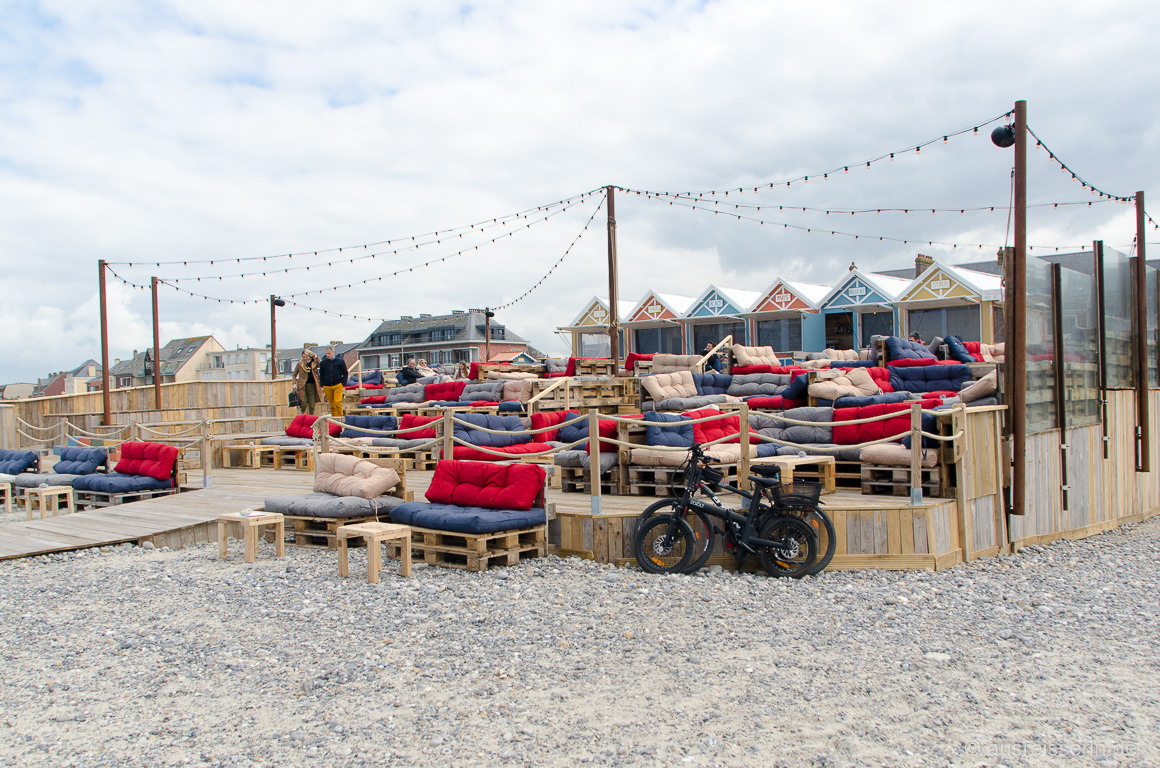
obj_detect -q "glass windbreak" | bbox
[859,310,894,347]
[693,321,746,352]
[756,317,803,352]
[1103,248,1135,388]
[633,326,684,355]
[578,332,611,358]
[1058,265,1100,427]
[1026,258,1056,433]
[908,305,982,342]
[1148,266,1158,388]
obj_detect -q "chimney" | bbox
[915,253,934,278]
[400,316,413,320]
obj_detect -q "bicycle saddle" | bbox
[749,475,781,488]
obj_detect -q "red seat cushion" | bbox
[529,410,575,442]
[745,396,785,410]
[286,414,341,438]
[399,414,440,439]
[730,364,803,375]
[832,403,914,445]
[425,380,467,401]
[361,395,388,405]
[624,353,653,372]
[885,358,940,368]
[114,441,179,481]
[345,383,383,390]
[425,460,546,510]
[468,361,509,380]
[682,408,758,445]
[452,444,555,461]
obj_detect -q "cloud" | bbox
[2,0,1159,382]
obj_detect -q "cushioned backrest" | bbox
[731,345,782,368]
[54,446,107,475]
[544,358,569,375]
[780,370,811,401]
[942,335,975,364]
[557,413,618,453]
[425,380,467,402]
[682,408,755,445]
[386,382,427,403]
[832,403,936,445]
[399,414,440,439]
[340,414,397,439]
[643,411,694,447]
[313,453,400,498]
[529,410,575,442]
[453,413,528,447]
[114,442,178,481]
[693,372,732,396]
[425,460,545,511]
[649,354,702,374]
[286,414,341,438]
[0,449,39,475]
[884,336,937,361]
[360,395,387,405]
[779,407,834,445]
[641,370,697,401]
[824,348,862,361]
[888,364,971,393]
[461,381,504,402]
[726,373,787,397]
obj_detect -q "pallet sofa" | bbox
[0,449,41,512]
[224,414,339,470]
[263,454,411,549]
[72,441,181,507]
[9,447,108,502]
[386,460,549,571]
[359,380,524,414]
[345,370,385,390]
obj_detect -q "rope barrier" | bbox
[447,435,588,458]
[14,419,57,433]
[447,413,588,436]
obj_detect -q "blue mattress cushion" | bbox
[497,401,523,412]
[453,413,527,447]
[693,373,732,396]
[642,411,694,448]
[347,370,383,387]
[53,446,108,475]
[340,414,397,439]
[884,336,937,361]
[829,359,876,368]
[0,450,39,475]
[942,335,975,364]
[72,473,172,493]
[889,364,971,393]
[390,502,547,535]
[814,392,911,408]
[781,373,810,401]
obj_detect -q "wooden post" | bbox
[151,277,162,411]
[588,408,602,514]
[1051,263,1069,511]
[320,416,330,454]
[269,295,278,382]
[738,402,751,492]
[606,185,620,363]
[1009,99,1028,517]
[1135,191,1150,472]
[484,309,494,364]
[910,401,923,506]
[98,259,111,426]
[442,411,453,461]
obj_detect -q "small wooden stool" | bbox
[0,482,12,515]
[337,522,412,582]
[218,511,285,563]
[25,485,74,519]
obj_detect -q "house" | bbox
[1,383,36,400]
[34,359,102,397]
[198,348,276,381]
[357,311,540,371]
[107,336,224,389]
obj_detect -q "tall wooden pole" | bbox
[98,259,111,426]
[1135,191,1150,471]
[151,276,162,411]
[606,185,620,363]
[269,295,278,381]
[1010,100,1028,517]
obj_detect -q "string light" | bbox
[1026,127,1134,203]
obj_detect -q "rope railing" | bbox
[14,419,58,433]
[448,413,588,436]
[138,422,206,438]
[446,434,588,458]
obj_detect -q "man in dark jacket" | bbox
[318,346,349,417]
[396,358,422,386]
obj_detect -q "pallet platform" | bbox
[224,444,314,471]
[385,525,546,571]
[559,466,621,495]
[861,465,945,497]
[74,487,179,509]
[625,463,739,496]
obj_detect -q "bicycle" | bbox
[632,443,819,578]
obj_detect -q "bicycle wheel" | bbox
[757,515,817,579]
[780,503,835,575]
[634,515,696,575]
[637,499,715,574]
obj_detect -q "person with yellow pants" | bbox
[318,345,349,418]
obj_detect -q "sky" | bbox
[2,0,1159,383]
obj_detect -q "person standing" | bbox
[292,350,323,415]
[319,345,349,417]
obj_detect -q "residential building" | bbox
[33,359,102,397]
[268,342,363,377]
[198,348,274,381]
[107,336,224,389]
[357,311,541,371]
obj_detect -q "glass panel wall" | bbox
[1148,265,1158,388]
[1103,248,1135,388]
[756,317,802,351]
[1058,265,1100,427]
[1026,259,1056,433]
[579,332,611,358]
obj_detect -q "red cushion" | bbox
[682,408,757,445]
[530,410,574,442]
[864,366,894,393]
[832,403,915,445]
[468,361,509,380]
[361,395,388,405]
[452,444,555,461]
[745,396,785,410]
[730,364,803,375]
[425,460,545,510]
[286,414,340,438]
[624,353,653,372]
[564,358,579,377]
[400,414,440,439]
[963,341,982,354]
[114,441,179,481]
[886,358,940,368]
[345,383,383,390]
[425,381,467,401]
[469,401,500,407]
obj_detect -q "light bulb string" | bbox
[1025,126,1135,203]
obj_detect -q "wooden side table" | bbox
[337,522,412,582]
[218,511,285,563]
[750,455,837,494]
[25,485,74,519]
[0,482,12,515]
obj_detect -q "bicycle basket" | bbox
[771,481,822,506]
[701,465,724,487]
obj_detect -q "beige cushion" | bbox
[732,345,781,368]
[980,343,1005,363]
[960,370,998,403]
[824,348,861,361]
[629,447,689,467]
[860,443,939,468]
[641,370,697,401]
[845,367,881,396]
[313,453,401,498]
[808,368,882,400]
[487,371,539,380]
[797,359,833,370]
[704,444,759,463]
[649,354,703,374]
[500,379,538,403]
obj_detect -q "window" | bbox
[453,349,472,363]
[389,354,401,367]
[693,321,746,352]
[633,326,683,355]
[361,355,379,370]
[430,328,455,342]
[859,311,894,347]
[490,327,505,340]
[907,306,981,343]
[117,376,133,388]
[756,317,803,352]
[578,333,611,358]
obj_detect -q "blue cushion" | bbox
[693,373,732,396]
[942,335,975,364]
[497,401,523,412]
[889,364,971,394]
[781,373,810,401]
[829,359,876,368]
[453,413,527,447]
[390,502,547,535]
[557,416,594,446]
[53,446,107,475]
[0,450,39,475]
[884,336,937,361]
[642,411,694,448]
[72,473,172,493]
[814,392,910,408]
[341,414,396,439]
[900,412,941,449]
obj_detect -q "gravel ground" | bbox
[1,517,1158,768]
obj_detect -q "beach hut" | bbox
[559,296,634,358]
[816,268,912,350]
[622,291,696,355]
[743,277,831,355]
[681,285,762,352]
[896,260,1004,343]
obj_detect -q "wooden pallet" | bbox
[287,514,379,550]
[385,525,546,571]
[860,465,944,497]
[558,465,621,495]
[572,359,618,378]
[224,444,314,471]
[626,463,738,496]
[74,487,179,509]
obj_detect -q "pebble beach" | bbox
[1,517,1157,768]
